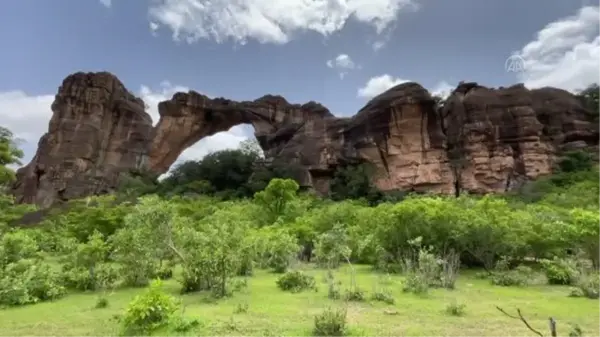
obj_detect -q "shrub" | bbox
[264,230,300,273]
[0,230,40,266]
[95,296,109,309]
[61,263,119,291]
[120,280,179,336]
[343,287,365,302]
[154,265,173,280]
[313,224,352,269]
[490,264,533,287]
[313,307,347,336]
[445,301,466,316]
[276,270,316,293]
[0,259,66,306]
[371,291,395,304]
[402,273,429,295]
[541,257,577,285]
[570,273,600,299]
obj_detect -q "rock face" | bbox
[12,72,599,207]
[12,72,153,208]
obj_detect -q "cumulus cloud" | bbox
[515,6,600,92]
[430,81,454,99]
[357,74,409,98]
[358,75,455,100]
[326,54,357,79]
[0,82,253,169]
[0,91,54,147]
[148,0,418,45]
[99,0,111,8]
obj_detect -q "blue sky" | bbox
[0,0,598,169]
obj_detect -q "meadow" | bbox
[0,150,599,336]
[1,265,597,336]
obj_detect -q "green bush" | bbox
[276,270,316,293]
[541,257,577,285]
[445,301,466,316]
[119,280,179,336]
[313,307,347,336]
[0,259,66,306]
[490,265,533,287]
[571,273,600,299]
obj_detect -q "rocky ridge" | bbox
[11,72,599,207]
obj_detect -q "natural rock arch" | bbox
[147,91,334,175]
[11,72,599,208]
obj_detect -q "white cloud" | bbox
[430,81,454,99]
[372,40,385,51]
[515,6,600,92]
[357,74,409,98]
[99,0,111,8]
[148,0,418,45]
[0,82,252,170]
[0,91,54,150]
[326,54,357,79]
[358,75,456,100]
[149,22,160,36]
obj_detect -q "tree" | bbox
[0,126,24,186]
[576,83,599,117]
[329,163,382,204]
[239,138,264,158]
[254,178,299,225]
[159,149,259,198]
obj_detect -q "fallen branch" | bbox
[496,306,543,337]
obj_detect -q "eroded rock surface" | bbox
[12,72,153,208]
[11,72,599,207]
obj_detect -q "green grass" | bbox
[0,265,597,336]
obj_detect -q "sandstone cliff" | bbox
[12,73,153,208]
[11,72,599,207]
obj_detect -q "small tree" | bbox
[254,178,299,225]
[0,126,24,187]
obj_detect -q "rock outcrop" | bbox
[12,72,599,207]
[12,72,154,208]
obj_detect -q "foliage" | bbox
[329,163,383,204]
[254,178,299,225]
[313,307,347,336]
[111,196,174,287]
[276,270,316,293]
[490,259,534,287]
[256,227,300,273]
[445,301,466,316]
[60,231,117,291]
[313,224,352,269]
[540,257,578,285]
[0,259,66,306]
[0,126,24,186]
[157,141,299,200]
[119,279,179,336]
[173,214,248,297]
[558,151,595,173]
[576,83,599,118]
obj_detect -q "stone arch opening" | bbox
[162,123,261,176]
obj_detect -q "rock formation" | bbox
[12,73,154,208]
[12,72,599,207]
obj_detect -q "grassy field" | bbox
[0,265,597,336]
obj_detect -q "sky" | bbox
[0,0,598,171]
